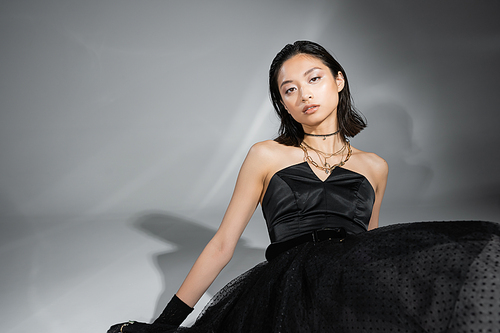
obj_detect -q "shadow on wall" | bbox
[133,212,264,319]
[359,102,433,206]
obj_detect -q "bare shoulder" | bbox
[248,140,282,157]
[352,148,388,175]
[244,140,288,175]
[349,147,388,190]
[248,139,296,163]
[250,139,294,154]
[247,140,304,188]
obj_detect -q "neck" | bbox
[302,134,345,153]
[301,118,343,152]
[303,128,340,138]
[301,114,339,136]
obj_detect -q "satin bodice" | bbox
[261,162,375,243]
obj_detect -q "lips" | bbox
[303,104,319,114]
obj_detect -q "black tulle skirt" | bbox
[174,221,500,333]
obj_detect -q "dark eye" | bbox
[310,76,321,83]
[285,87,296,94]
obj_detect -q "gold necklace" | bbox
[313,150,335,171]
[312,145,346,170]
[301,141,346,158]
[300,141,352,174]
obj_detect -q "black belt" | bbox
[265,227,347,261]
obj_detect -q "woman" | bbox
[109,41,499,332]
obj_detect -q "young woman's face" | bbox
[277,54,344,128]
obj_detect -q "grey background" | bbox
[1,1,499,332]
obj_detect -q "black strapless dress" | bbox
[174,163,499,332]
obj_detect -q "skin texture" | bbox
[175,54,388,307]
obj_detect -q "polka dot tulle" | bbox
[170,221,500,332]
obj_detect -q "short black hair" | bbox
[269,40,366,146]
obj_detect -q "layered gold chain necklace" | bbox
[300,140,352,174]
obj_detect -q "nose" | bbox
[300,87,313,101]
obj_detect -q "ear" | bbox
[336,71,345,92]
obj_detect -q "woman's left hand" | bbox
[107,321,150,333]
[107,321,179,333]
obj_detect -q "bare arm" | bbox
[367,158,388,231]
[175,144,268,307]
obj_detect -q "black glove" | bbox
[107,321,151,333]
[107,295,193,333]
[151,294,194,328]
[107,321,181,333]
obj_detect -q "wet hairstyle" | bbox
[269,40,366,146]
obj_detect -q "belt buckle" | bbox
[313,227,345,243]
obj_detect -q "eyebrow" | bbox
[280,67,323,88]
